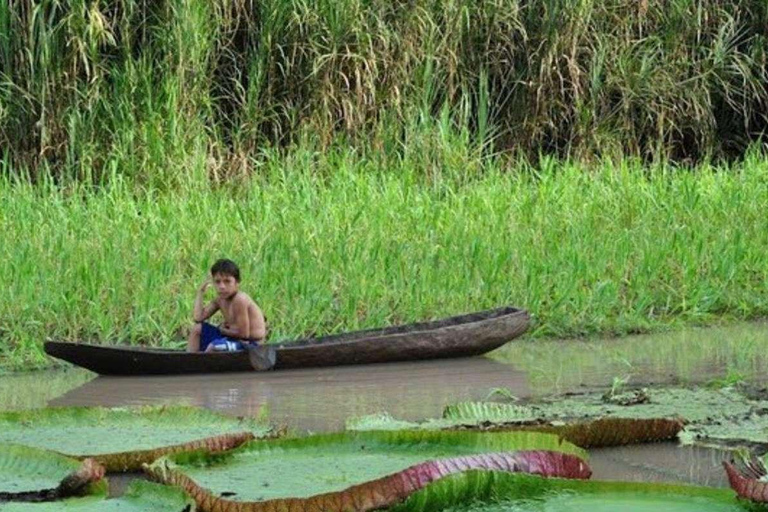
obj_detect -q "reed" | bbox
[2,0,767,184]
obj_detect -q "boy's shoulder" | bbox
[234,291,259,307]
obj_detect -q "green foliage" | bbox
[707,369,748,389]
[163,429,585,501]
[390,471,742,512]
[0,444,90,494]
[2,480,192,511]
[0,406,268,456]
[2,0,768,185]
[3,156,768,369]
[351,386,768,450]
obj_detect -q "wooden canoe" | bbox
[43,306,529,375]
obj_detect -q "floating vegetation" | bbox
[391,472,745,512]
[149,451,589,512]
[1,480,194,511]
[723,454,768,507]
[349,386,768,451]
[0,406,270,471]
[0,444,105,502]
[86,431,256,472]
[145,430,586,506]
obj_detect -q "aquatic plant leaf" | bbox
[0,406,270,471]
[724,456,768,503]
[346,413,420,431]
[87,431,255,472]
[459,417,684,448]
[682,414,768,450]
[148,430,586,503]
[2,480,194,511]
[0,444,106,499]
[351,406,683,448]
[443,402,537,423]
[354,388,768,451]
[390,471,743,512]
[147,450,589,512]
[458,388,755,423]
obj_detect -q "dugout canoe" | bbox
[43,306,529,375]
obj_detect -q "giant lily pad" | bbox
[146,430,588,508]
[0,444,105,500]
[0,406,269,471]
[350,387,768,450]
[2,480,194,511]
[724,454,768,503]
[391,471,744,512]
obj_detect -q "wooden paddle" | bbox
[246,344,277,371]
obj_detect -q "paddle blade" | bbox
[247,345,277,371]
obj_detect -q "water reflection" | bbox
[4,320,766,431]
[491,320,768,394]
[590,442,730,488]
[0,369,92,411]
[49,357,528,431]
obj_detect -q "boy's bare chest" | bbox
[218,300,236,319]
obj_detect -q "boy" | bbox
[187,259,267,352]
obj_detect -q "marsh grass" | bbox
[2,150,768,370]
[2,0,767,185]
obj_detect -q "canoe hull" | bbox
[44,306,529,375]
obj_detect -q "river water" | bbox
[2,320,767,488]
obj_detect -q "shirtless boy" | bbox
[187,259,267,352]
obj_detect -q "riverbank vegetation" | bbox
[3,152,768,370]
[2,0,767,184]
[2,0,768,370]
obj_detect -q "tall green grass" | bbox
[2,0,767,184]
[2,149,768,370]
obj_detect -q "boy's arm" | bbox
[193,280,219,322]
[219,299,250,339]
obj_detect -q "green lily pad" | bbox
[0,444,104,495]
[392,471,744,512]
[1,480,193,511]
[441,388,754,424]
[157,430,586,502]
[0,406,269,456]
[350,387,768,450]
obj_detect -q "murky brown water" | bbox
[49,357,529,431]
[14,320,764,433]
[590,443,730,488]
[3,321,766,490]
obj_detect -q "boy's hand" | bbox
[198,278,212,292]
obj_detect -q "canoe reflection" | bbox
[49,357,528,432]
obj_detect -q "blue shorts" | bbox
[199,322,253,352]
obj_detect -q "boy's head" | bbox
[210,259,240,297]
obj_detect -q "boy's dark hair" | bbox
[211,259,240,282]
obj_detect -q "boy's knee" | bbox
[191,323,202,335]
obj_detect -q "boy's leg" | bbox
[187,323,202,352]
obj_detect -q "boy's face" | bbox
[212,272,239,297]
